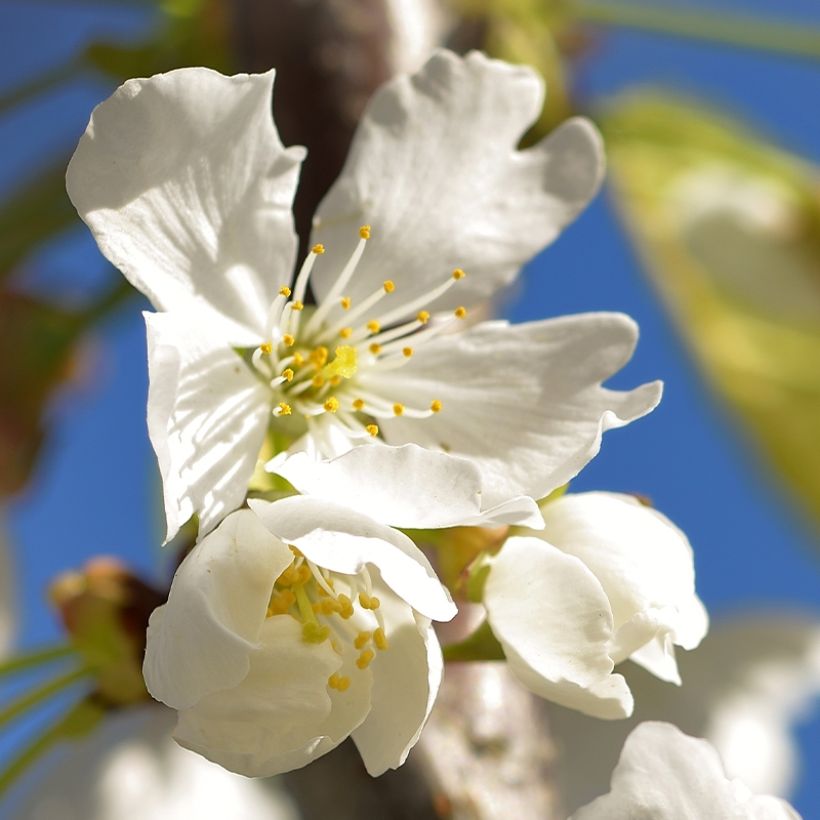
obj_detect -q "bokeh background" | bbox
[1,0,819,816]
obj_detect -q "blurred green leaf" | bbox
[0,292,80,495]
[602,93,820,534]
[0,163,77,275]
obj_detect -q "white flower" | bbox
[482,492,708,718]
[569,722,800,820]
[143,498,456,777]
[67,50,661,542]
[548,615,820,813]
[16,707,297,820]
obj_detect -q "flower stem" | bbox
[576,2,820,60]
[0,666,90,730]
[0,645,76,679]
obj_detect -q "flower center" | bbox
[247,226,467,449]
[266,548,389,693]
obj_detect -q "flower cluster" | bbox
[68,49,705,779]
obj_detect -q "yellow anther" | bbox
[383,280,395,293]
[279,286,292,297]
[282,368,294,382]
[324,397,340,413]
[328,673,350,691]
[276,565,300,587]
[293,351,305,366]
[302,622,330,644]
[297,565,312,584]
[373,627,389,651]
[291,301,304,311]
[430,400,442,413]
[339,327,353,339]
[319,598,342,616]
[359,225,371,240]
[352,398,365,411]
[330,375,341,386]
[356,649,375,670]
[282,334,295,347]
[337,594,354,619]
[402,347,413,358]
[366,320,381,334]
[366,424,379,437]
[393,404,404,417]
[312,243,325,255]
[359,593,381,610]
[355,631,372,650]
[340,296,351,310]
[454,306,467,319]
[310,346,329,368]
[417,310,430,324]
[259,341,272,355]
[266,589,295,617]
[369,343,382,355]
[452,268,466,280]
[312,374,326,388]
[277,402,292,416]
[324,345,358,379]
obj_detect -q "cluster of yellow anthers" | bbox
[250,225,468,437]
[267,549,390,694]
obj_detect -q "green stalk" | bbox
[0,645,76,679]
[577,2,820,60]
[0,667,90,730]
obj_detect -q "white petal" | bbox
[485,536,633,719]
[311,50,603,315]
[249,496,456,622]
[353,580,442,774]
[570,722,800,820]
[16,706,299,820]
[143,510,293,711]
[368,315,661,505]
[539,492,708,664]
[173,615,369,777]
[270,443,542,529]
[67,67,303,344]
[547,615,820,814]
[146,310,271,542]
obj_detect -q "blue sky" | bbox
[2,0,819,814]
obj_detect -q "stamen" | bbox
[373,627,389,651]
[417,310,430,324]
[328,673,350,691]
[383,280,395,293]
[454,306,467,319]
[306,229,371,333]
[369,343,382,355]
[367,320,381,334]
[282,368,294,382]
[352,399,365,411]
[282,334,295,347]
[356,649,375,670]
[279,286,292,298]
[339,327,353,339]
[402,347,413,358]
[366,424,379,437]
[340,297,351,310]
[355,631,372,649]
[370,269,465,329]
[452,268,466,280]
[292,246,322,305]
[430,400,443,413]
[259,342,273,355]
[275,402,292,416]
[324,397,340,413]
[312,244,325,255]
[393,404,404,417]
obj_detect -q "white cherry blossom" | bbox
[570,722,800,820]
[143,499,455,777]
[482,492,708,719]
[67,50,660,542]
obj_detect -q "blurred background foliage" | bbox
[2,0,820,815]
